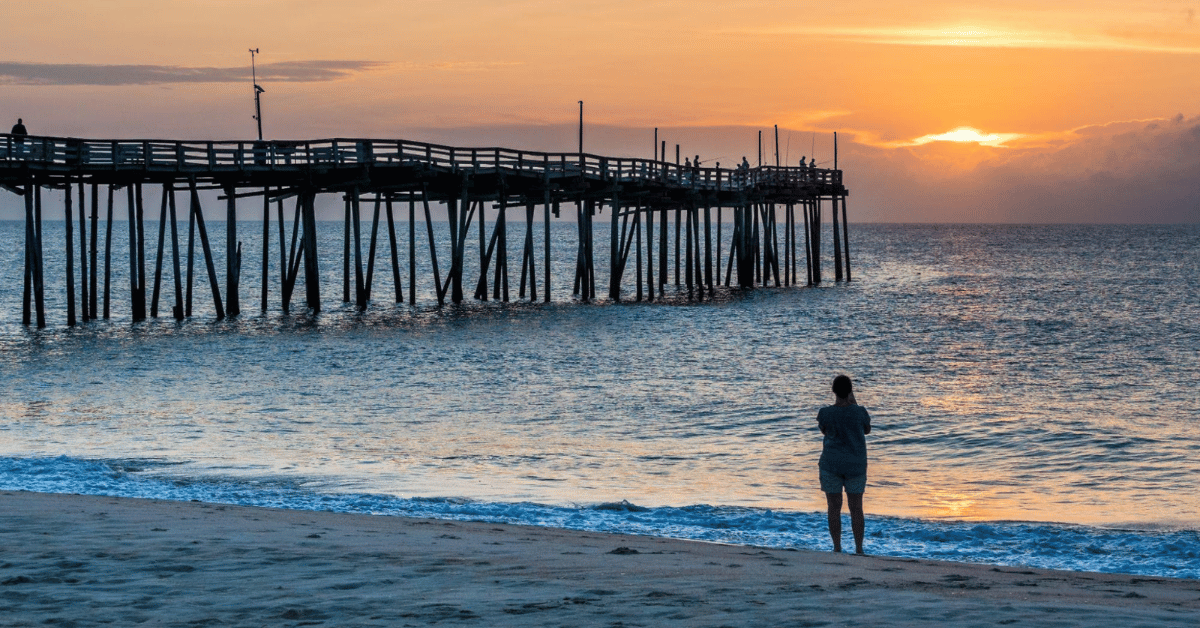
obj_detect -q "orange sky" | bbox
[2,0,1198,222]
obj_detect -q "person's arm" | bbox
[862,408,871,435]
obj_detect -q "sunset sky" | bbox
[2,0,1198,222]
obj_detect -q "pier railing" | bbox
[0,134,841,193]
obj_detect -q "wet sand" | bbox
[1,491,1197,627]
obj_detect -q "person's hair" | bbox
[832,375,853,399]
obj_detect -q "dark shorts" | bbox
[820,468,866,494]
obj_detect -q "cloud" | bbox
[0,61,385,86]
[845,115,1200,223]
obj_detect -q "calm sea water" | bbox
[1,213,1198,578]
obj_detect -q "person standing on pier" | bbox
[11,118,27,157]
[817,374,871,554]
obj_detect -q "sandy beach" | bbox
[0,491,1196,627]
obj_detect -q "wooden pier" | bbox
[1,132,851,327]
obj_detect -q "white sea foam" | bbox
[2,456,1196,579]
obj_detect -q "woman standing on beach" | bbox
[818,375,871,554]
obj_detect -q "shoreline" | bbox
[2,491,1197,626]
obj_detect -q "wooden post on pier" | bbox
[77,181,89,322]
[365,195,381,304]
[261,189,270,312]
[150,185,169,318]
[225,187,240,317]
[103,185,112,319]
[276,196,286,309]
[420,189,444,306]
[520,201,537,301]
[282,195,303,313]
[674,206,681,287]
[784,202,791,287]
[185,186,196,317]
[64,182,77,326]
[810,198,822,284]
[543,158,552,303]
[645,204,654,301]
[658,206,667,290]
[841,195,852,282]
[803,200,813,286]
[351,189,365,309]
[385,196,402,303]
[703,205,713,291]
[832,194,843,282]
[126,186,140,321]
[342,196,351,303]
[23,176,46,327]
[190,179,225,319]
[686,204,696,300]
[168,184,184,320]
[89,183,99,320]
[635,206,644,302]
[301,189,321,312]
[409,195,417,304]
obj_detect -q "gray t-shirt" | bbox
[817,404,871,476]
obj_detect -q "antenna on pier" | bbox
[250,48,265,141]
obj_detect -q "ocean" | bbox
[1,215,1198,578]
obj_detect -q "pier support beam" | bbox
[225,186,240,317]
[301,189,321,312]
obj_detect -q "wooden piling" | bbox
[64,182,76,326]
[674,206,681,286]
[34,181,45,327]
[301,189,321,312]
[385,196,402,303]
[658,207,668,289]
[135,184,148,320]
[22,181,32,326]
[189,179,225,319]
[841,195,851,282]
[261,189,270,311]
[277,196,286,308]
[365,195,381,305]
[648,205,657,301]
[282,196,303,313]
[90,183,99,320]
[703,205,713,291]
[832,193,843,282]
[185,186,196,317]
[409,195,417,304]
[150,185,168,318]
[225,187,239,316]
[351,189,365,309]
[77,181,89,321]
[168,184,183,320]
[103,185,112,319]
[342,196,351,303]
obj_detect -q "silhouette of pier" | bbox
[2,133,850,328]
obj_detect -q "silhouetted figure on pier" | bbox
[817,374,871,555]
[11,118,27,157]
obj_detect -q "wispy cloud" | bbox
[758,24,1200,53]
[0,61,385,86]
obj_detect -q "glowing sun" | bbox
[911,127,1022,147]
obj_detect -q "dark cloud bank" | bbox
[0,60,383,86]
[846,115,1200,224]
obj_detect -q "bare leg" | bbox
[847,493,865,555]
[824,492,843,552]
